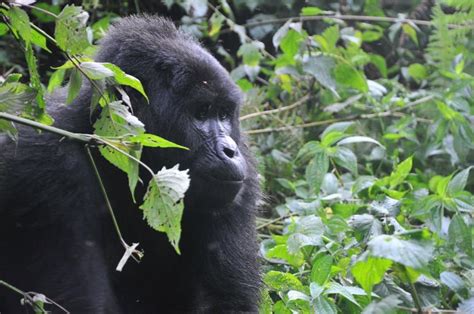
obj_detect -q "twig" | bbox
[257,214,291,230]
[245,95,434,135]
[0,112,93,143]
[240,94,311,121]
[239,14,471,30]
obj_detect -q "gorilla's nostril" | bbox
[223,147,235,158]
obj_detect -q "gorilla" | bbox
[0,16,261,313]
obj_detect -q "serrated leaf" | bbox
[129,133,187,150]
[266,244,304,268]
[333,146,358,175]
[264,271,304,292]
[334,63,368,93]
[8,7,31,43]
[80,62,114,80]
[303,55,338,96]
[103,63,148,102]
[362,295,401,314]
[306,151,329,193]
[388,157,412,189]
[311,254,333,285]
[352,257,392,294]
[440,271,465,292]
[25,43,45,110]
[94,101,145,197]
[280,29,303,60]
[447,167,472,195]
[140,165,190,253]
[368,235,433,269]
[321,122,354,139]
[47,69,66,93]
[237,42,263,67]
[448,214,472,257]
[325,282,360,307]
[55,5,91,55]
[312,296,337,314]
[458,297,474,314]
[66,68,83,105]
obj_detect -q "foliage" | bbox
[1,0,474,313]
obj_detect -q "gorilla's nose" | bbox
[218,136,238,159]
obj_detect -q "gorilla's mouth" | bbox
[196,171,244,185]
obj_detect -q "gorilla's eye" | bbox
[196,104,211,120]
[219,108,231,120]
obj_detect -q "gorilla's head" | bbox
[96,15,252,208]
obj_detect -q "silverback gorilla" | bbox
[0,16,261,313]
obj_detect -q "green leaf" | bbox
[31,28,50,52]
[447,167,472,195]
[311,254,333,285]
[237,42,263,67]
[337,135,383,147]
[266,244,304,268]
[300,7,322,16]
[369,54,387,78]
[209,11,225,37]
[0,22,9,36]
[321,122,354,139]
[129,133,187,150]
[440,271,465,293]
[448,214,472,257]
[47,69,66,93]
[25,43,45,110]
[333,147,358,175]
[8,7,31,43]
[402,23,418,45]
[368,235,433,269]
[55,5,91,55]
[362,295,401,314]
[280,29,303,60]
[103,63,149,102]
[351,256,392,294]
[94,101,145,197]
[388,157,412,189]
[312,295,337,314]
[140,165,190,254]
[264,271,304,292]
[306,151,329,193]
[303,55,338,96]
[321,131,346,147]
[325,282,360,307]
[333,63,368,93]
[408,63,427,81]
[80,62,114,80]
[66,68,83,105]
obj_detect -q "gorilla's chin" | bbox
[185,171,244,209]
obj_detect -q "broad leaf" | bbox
[140,165,190,253]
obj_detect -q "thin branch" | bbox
[240,14,471,30]
[22,3,59,18]
[0,112,93,142]
[246,95,434,135]
[240,94,311,121]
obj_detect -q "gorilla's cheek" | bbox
[185,150,248,207]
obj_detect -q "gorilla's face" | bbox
[137,43,248,208]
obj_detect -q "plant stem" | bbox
[85,146,127,248]
[239,14,470,30]
[0,112,92,143]
[240,94,311,121]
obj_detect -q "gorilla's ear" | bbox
[154,61,174,88]
[154,60,191,92]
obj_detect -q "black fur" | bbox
[0,15,261,313]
